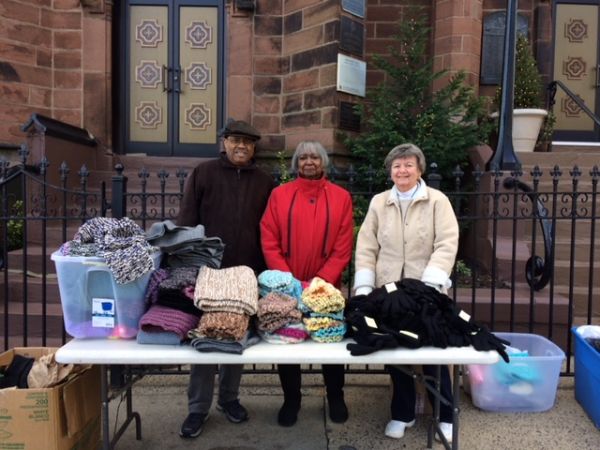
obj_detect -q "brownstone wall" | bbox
[0,1,111,147]
[432,0,483,91]
[365,1,432,88]
[228,0,342,153]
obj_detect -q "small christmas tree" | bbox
[514,34,545,108]
[495,34,544,109]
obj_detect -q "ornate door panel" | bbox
[553,2,599,140]
[121,0,223,156]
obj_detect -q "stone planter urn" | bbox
[491,108,548,153]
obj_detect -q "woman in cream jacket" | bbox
[353,143,459,444]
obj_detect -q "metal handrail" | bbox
[503,177,554,291]
[548,80,600,128]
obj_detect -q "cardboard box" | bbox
[0,347,101,450]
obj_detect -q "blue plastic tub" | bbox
[467,332,565,412]
[572,326,600,428]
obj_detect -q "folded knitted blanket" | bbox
[139,304,200,340]
[194,266,258,315]
[257,292,302,332]
[257,270,303,299]
[301,277,346,313]
[159,267,199,290]
[189,311,249,341]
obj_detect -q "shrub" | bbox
[343,16,492,194]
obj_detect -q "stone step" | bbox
[1,273,61,305]
[0,335,68,350]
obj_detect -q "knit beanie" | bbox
[301,277,346,313]
[194,266,258,315]
[257,270,303,299]
[303,312,347,343]
[139,304,200,340]
[259,322,309,344]
[257,292,302,332]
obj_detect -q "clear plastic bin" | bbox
[51,250,161,339]
[466,332,565,412]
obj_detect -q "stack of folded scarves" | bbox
[256,270,309,343]
[301,277,346,343]
[188,265,260,353]
[137,267,201,345]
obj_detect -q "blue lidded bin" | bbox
[572,326,600,428]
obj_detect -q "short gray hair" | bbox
[290,141,330,173]
[384,143,426,174]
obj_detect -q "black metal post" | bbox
[111,163,128,219]
[486,0,522,171]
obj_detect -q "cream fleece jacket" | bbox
[353,180,459,294]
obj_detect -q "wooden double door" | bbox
[118,0,224,156]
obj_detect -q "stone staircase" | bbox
[517,144,600,317]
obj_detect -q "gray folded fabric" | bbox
[136,329,182,345]
[163,239,225,269]
[146,221,225,269]
[189,330,260,354]
[146,220,206,247]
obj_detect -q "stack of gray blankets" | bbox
[145,220,224,269]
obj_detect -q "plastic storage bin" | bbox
[51,250,161,339]
[572,326,600,428]
[466,332,565,412]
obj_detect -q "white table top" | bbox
[56,338,500,366]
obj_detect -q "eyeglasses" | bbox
[226,136,255,146]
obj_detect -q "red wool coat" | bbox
[260,176,354,287]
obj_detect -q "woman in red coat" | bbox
[260,140,354,427]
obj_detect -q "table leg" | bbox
[452,364,460,450]
[100,365,110,450]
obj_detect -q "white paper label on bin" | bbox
[92,297,115,328]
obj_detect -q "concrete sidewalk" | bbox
[109,371,598,450]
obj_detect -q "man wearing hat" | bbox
[177,119,275,439]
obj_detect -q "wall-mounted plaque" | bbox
[340,16,364,57]
[341,0,365,19]
[336,53,366,97]
[339,101,361,132]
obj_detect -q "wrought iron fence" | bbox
[1,146,599,376]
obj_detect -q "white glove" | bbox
[424,281,442,293]
[355,286,373,296]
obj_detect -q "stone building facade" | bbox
[0,0,558,159]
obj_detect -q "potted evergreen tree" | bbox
[493,34,551,152]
